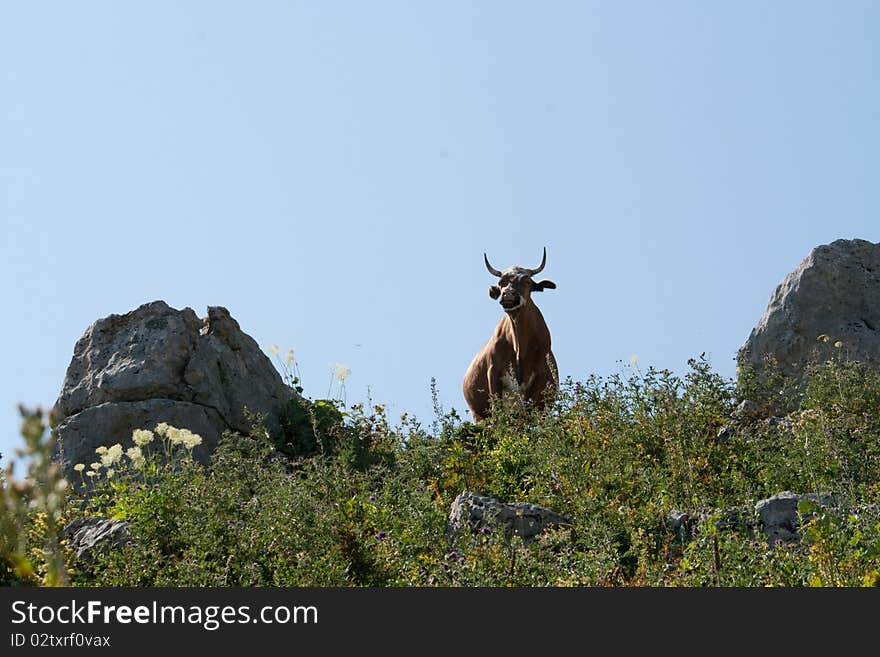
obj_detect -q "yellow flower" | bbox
[629,355,639,366]
[95,446,108,455]
[834,341,843,348]
[85,471,97,478]
[132,429,154,447]
[817,334,830,343]
[90,462,102,471]
[286,348,295,365]
[106,468,115,478]
[269,344,280,356]
[73,463,85,472]
[155,422,170,437]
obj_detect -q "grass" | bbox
[2,355,879,587]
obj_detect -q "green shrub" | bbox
[5,355,880,587]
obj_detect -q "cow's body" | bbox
[463,249,558,422]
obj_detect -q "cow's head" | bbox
[484,247,556,313]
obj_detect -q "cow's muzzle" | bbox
[500,294,522,311]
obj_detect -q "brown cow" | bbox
[463,247,558,422]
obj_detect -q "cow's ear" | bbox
[488,285,501,299]
[532,279,556,292]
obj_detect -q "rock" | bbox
[56,400,227,471]
[714,506,752,532]
[666,506,751,541]
[765,415,793,431]
[755,491,836,546]
[448,491,573,543]
[53,301,294,477]
[738,238,880,381]
[715,400,770,442]
[731,399,763,422]
[185,306,291,439]
[54,301,200,419]
[668,493,841,546]
[62,517,129,562]
[665,510,695,541]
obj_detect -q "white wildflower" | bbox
[101,443,123,467]
[126,446,145,469]
[167,427,184,445]
[132,429,154,447]
[334,363,351,382]
[181,430,203,450]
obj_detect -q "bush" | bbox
[4,356,880,587]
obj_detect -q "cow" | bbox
[462,247,558,422]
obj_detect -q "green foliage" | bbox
[735,354,803,413]
[1,407,69,586]
[278,396,346,458]
[277,395,395,472]
[5,355,880,587]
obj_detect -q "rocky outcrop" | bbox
[738,239,880,380]
[448,491,573,543]
[53,301,294,477]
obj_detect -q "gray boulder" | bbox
[755,491,836,546]
[62,517,129,562]
[738,238,880,381]
[53,301,294,477]
[448,491,573,543]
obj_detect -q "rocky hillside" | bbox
[2,239,878,587]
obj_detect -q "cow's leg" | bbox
[487,363,503,398]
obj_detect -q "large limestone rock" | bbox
[448,491,573,543]
[53,301,293,477]
[738,239,880,380]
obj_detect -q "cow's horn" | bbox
[525,247,547,275]
[484,253,504,277]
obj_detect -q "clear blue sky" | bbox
[2,2,879,464]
